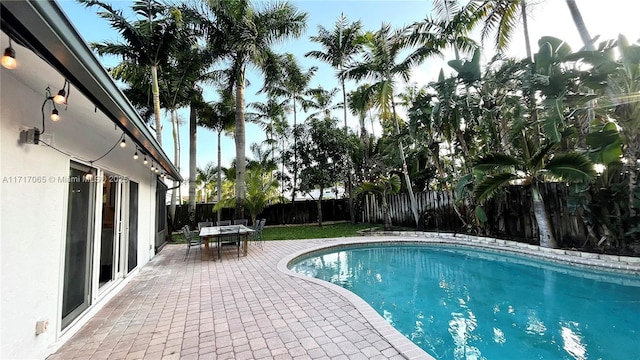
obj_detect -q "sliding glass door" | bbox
[62,163,95,329]
[127,181,138,273]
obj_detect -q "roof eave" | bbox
[1,0,182,182]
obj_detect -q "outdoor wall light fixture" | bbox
[35,87,59,140]
[2,38,16,69]
[53,79,70,105]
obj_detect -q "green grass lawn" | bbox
[170,222,379,243]
[262,222,377,240]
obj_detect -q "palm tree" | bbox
[348,85,374,145]
[354,174,401,230]
[78,0,184,146]
[464,0,534,58]
[343,24,440,228]
[306,15,363,224]
[247,97,289,183]
[198,92,236,222]
[408,2,478,62]
[473,131,595,248]
[306,13,363,129]
[214,166,280,227]
[196,162,217,202]
[206,0,307,219]
[303,86,342,122]
[263,53,316,203]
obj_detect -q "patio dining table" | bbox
[199,225,255,261]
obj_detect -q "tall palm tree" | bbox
[247,97,289,183]
[206,0,307,219]
[78,0,184,146]
[263,53,316,203]
[465,0,534,58]
[348,84,374,144]
[303,86,341,122]
[198,92,236,222]
[408,3,478,62]
[306,14,363,224]
[343,24,440,228]
[306,13,363,129]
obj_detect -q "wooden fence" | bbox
[171,183,590,248]
[170,198,351,229]
[360,183,587,247]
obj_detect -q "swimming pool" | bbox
[289,243,640,360]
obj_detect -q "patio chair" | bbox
[233,219,248,226]
[250,218,266,249]
[217,220,231,226]
[197,221,213,231]
[183,225,202,261]
[217,226,241,260]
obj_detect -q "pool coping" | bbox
[277,232,640,360]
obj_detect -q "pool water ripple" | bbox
[289,244,640,360]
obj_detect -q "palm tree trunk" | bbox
[169,110,180,222]
[566,0,595,147]
[317,188,323,227]
[217,129,222,223]
[391,97,420,228]
[565,0,594,51]
[381,195,392,230]
[235,73,246,220]
[151,65,162,146]
[188,101,197,224]
[291,96,298,205]
[629,155,638,218]
[531,185,558,248]
[520,0,532,61]
[341,77,355,224]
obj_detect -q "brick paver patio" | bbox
[48,237,429,360]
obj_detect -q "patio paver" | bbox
[48,238,428,360]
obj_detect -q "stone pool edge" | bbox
[367,231,640,275]
[277,238,435,360]
[277,233,640,360]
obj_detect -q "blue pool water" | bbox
[290,244,640,360]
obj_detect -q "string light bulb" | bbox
[50,108,60,122]
[53,80,69,105]
[150,162,155,171]
[143,156,148,165]
[2,39,16,70]
[120,137,126,148]
[133,149,139,160]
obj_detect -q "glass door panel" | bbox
[99,173,117,287]
[127,181,139,273]
[62,164,95,329]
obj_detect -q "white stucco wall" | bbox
[1,62,160,358]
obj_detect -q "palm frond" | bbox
[474,153,521,172]
[545,153,595,183]
[473,172,517,203]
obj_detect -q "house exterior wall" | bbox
[1,64,160,359]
